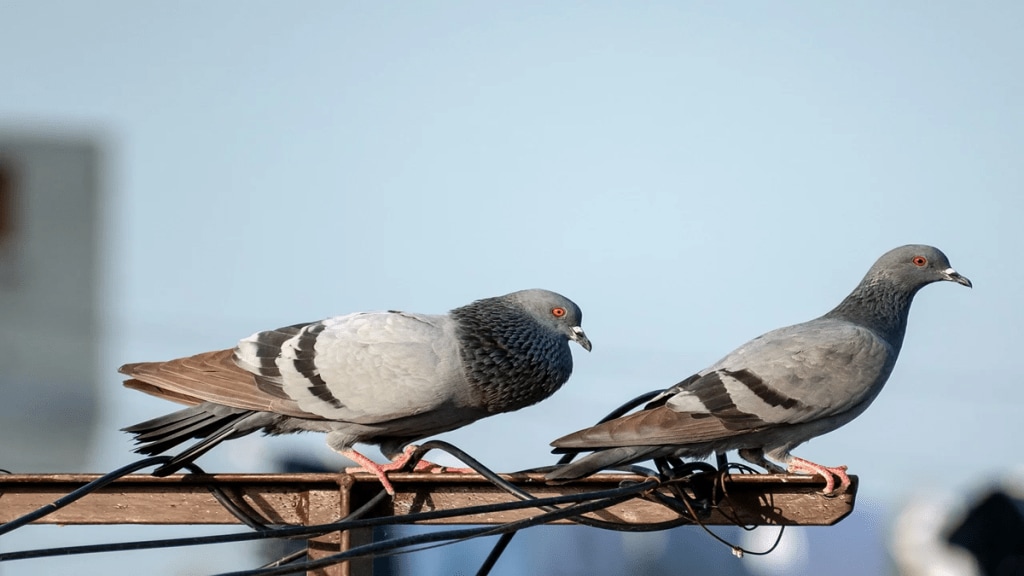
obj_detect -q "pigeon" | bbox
[548,245,970,494]
[121,289,591,494]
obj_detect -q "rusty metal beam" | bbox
[0,471,855,526]
[0,472,857,576]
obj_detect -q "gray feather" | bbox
[548,245,971,481]
[122,289,590,473]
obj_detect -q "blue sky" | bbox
[2,2,1021,574]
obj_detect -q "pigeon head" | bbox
[502,289,592,351]
[450,289,590,413]
[868,244,972,292]
[827,244,971,348]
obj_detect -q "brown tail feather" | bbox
[123,379,204,407]
[118,349,315,419]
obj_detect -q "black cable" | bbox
[410,441,536,501]
[410,441,699,533]
[177,462,274,532]
[338,450,780,560]
[0,438,790,570]
[535,388,793,551]
[409,440,715,574]
[653,488,786,556]
[395,451,785,560]
[715,452,729,470]
[259,548,306,569]
[0,455,175,537]
[256,488,389,569]
[475,386,665,574]
[475,533,515,576]
[215,484,648,576]
[0,479,657,562]
[0,454,284,537]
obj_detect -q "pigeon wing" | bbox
[553,319,895,449]
[232,311,466,424]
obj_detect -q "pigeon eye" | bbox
[912,256,927,267]
[551,307,567,318]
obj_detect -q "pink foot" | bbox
[342,445,423,495]
[379,445,475,473]
[787,457,851,495]
[341,445,477,494]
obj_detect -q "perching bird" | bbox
[548,245,970,494]
[121,289,591,494]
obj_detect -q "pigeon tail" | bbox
[545,445,664,482]
[122,404,261,476]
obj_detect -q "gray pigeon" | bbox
[548,245,970,493]
[121,289,591,494]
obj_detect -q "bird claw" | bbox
[342,463,397,495]
[787,457,851,495]
[341,445,477,495]
[342,445,425,495]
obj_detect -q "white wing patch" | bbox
[664,390,709,413]
[280,312,464,423]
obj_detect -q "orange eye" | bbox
[912,256,927,267]
[552,307,567,318]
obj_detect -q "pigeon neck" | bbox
[824,278,919,350]
[450,299,573,413]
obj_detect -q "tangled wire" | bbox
[0,391,787,575]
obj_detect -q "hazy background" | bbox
[1,2,1020,574]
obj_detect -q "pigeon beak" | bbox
[942,267,973,288]
[570,326,592,352]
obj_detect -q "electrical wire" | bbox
[0,400,804,574]
[467,385,788,573]
[0,476,659,562]
[476,388,668,574]
[255,486,391,567]
[0,455,175,537]
[215,481,650,576]
[475,532,515,576]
